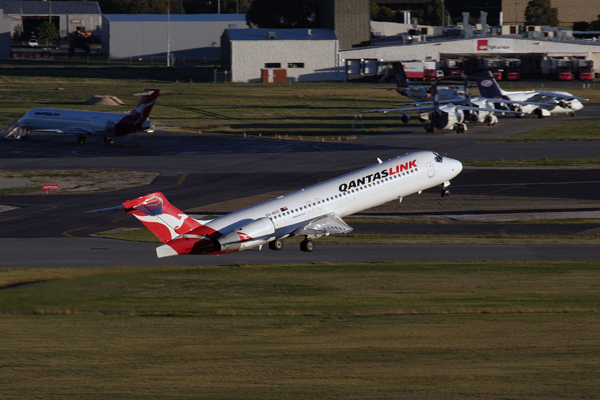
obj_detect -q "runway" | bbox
[1,238,599,268]
[1,105,599,266]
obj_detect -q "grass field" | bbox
[2,65,600,399]
[1,261,599,399]
[1,65,600,141]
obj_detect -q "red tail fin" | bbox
[115,89,160,135]
[123,192,202,243]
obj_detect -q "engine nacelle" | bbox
[400,113,410,124]
[215,217,275,252]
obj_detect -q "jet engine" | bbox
[400,113,410,124]
[215,217,275,252]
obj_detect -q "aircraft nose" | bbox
[447,158,463,177]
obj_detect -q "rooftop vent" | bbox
[267,31,276,39]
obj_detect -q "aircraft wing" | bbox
[292,214,354,237]
[28,127,95,135]
[532,91,588,101]
[362,105,435,114]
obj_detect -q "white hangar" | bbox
[340,36,600,78]
[221,28,343,82]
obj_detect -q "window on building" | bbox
[265,63,281,68]
[288,63,305,68]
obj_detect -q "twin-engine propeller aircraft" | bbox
[94,151,462,258]
[376,62,466,103]
[474,71,586,118]
[5,89,160,143]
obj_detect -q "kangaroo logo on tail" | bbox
[123,192,202,243]
[115,89,160,135]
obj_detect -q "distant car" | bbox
[28,39,38,47]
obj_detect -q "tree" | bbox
[524,0,559,26]
[370,2,380,20]
[572,21,589,31]
[35,21,59,46]
[415,0,449,26]
[591,15,600,30]
[246,0,315,29]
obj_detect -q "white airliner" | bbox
[9,89,160,143]
[364,81,513,133]
[376,62,465,103]
[474,71,586,118]
[108,151,462,257]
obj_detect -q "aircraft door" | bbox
[427,162,435,178]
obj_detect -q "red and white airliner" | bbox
[12,89,160,143]
[111,151,462,257]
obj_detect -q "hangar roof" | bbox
[0,1,101,15]
[103,14,247,22]
[226,28,337,41]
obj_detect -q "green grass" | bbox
[498,119,600,142]
[1,65,599,141]
[1,261,599,399]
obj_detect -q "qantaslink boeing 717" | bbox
[93,151,462,257]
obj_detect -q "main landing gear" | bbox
[77,135,86,144]
[268,239,284,251]
[269,237,316,252]
[300,238,315,252]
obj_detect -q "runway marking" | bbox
[176,173,188,185]
[0,205,57,222]
[485,184,526,195]
[62,226,90,238]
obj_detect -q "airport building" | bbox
[101,14,248,60]
[221,28,342,83]
[0,0,102,38]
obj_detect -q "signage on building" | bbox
[474,38,514,53]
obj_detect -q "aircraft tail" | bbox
[431,81,440,113]
[122,192,203,244]
[474,71,506,99]
[115,89,160,135]
[391,62,410,86]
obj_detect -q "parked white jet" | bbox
[474,71,586,118]
[103,151,462,257]
[377,62,466,103]
[364,81,510,133]
[8,89,160,143]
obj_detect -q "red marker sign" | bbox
[42,184,59,192]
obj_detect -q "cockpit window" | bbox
[434,152,443,163]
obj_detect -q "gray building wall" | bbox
[0,10,11,57]
[223,29,342,83]
[317,0,370,50]
[102,14,247,60]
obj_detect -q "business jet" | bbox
[7,89,160,143]
[474,71,586,118]
[364,81,510,133]
[94,151,462,257]
[376,62,466,103]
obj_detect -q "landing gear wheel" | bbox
[571,112,576,117]
[104,136,114,144]
[441,188,450,197]
[454,123,465,134]
[269,239,284,251]
[425,123,433,133]
[300,239,315,252]
[77,136,86,144]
